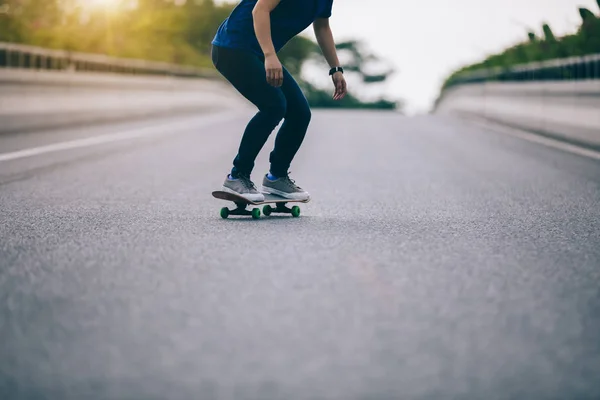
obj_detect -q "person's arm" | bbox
[313,18,347,100]
[252,0,283,87]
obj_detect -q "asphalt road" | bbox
[1,110,599,399]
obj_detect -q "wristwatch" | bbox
[329,66,344,76]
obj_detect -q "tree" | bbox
[579,7,596,22]
[442,3,600,89]
[578,7,600,54]
[0,0,399,110]
[0,0,62,44]
[278,35,319,76]
[542,23,555,41]
[297,39,399,109]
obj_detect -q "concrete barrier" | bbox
[434,80,600,150]
[0,68,245,134]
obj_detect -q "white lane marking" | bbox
[0,111,239,162]
[465,116,600,161]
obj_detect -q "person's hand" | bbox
[332,71,347,100]
[265,54,283,87]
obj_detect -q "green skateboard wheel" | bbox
[263,205,273,216]
[291,206,301,218]
[220,207,229,219]
[251,208,261,219]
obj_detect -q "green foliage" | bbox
[542,23,555,41]
[579,7,596,22]
[301,81,397,109]
[0,0,397,110]
[0,0,235,67]
[278,35,319,76]
[442,3,600,88]
[329,39,395,83]
[303,38,398,109]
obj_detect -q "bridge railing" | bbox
[0,42,240,134]
[435,52,600,151]
[444,53,600,88]
[0,41,218,79]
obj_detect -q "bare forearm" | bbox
[314,24,340,68]
[252,2,278,57]
[252,0,283,86]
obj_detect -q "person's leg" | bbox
[268,66,312,178]
[260,67,312,200]
[211,45,286,179]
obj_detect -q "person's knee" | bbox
[301,105,312,125]
[262,98,287,124]
[291,103,311,127]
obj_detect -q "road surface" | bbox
[1,110,599,399]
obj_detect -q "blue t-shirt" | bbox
[212,0,333,56]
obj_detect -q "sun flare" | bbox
[85,0,122,10]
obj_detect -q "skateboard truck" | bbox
[262,203,301,218]
[220,202,262,220]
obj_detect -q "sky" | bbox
[215,0,598,114]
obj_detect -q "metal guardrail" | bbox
[445,53,600,88]
[0,42,218,79]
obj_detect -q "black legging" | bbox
[211,45,311,178]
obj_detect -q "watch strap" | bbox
[329,66,344,75]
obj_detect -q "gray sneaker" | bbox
[222,174,265,202]
[261,173,310,201]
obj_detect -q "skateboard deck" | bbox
[212,190,310,219]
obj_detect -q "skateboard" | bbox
[212,190,310,219]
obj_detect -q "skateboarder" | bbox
[211,0,347,202]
